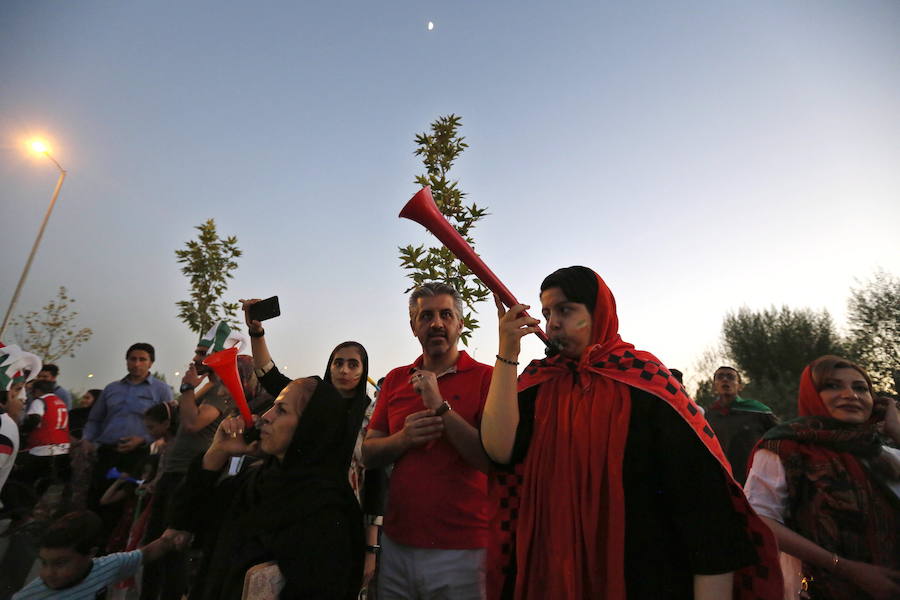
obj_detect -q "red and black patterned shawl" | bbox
[486,269,782,600]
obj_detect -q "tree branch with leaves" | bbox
[846,269,899,394]
[399,114,490,345]
[9,286,92,362]
[175,219,242,335]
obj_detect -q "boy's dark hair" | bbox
[126,342,155,362]
[32,379,56,395]
[41,511,103,554]
[40,364,60,377]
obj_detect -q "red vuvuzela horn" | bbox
[202,347,253,425]
[399,186,549,346]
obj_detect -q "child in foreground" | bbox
[13,510,184,599]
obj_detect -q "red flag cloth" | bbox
[487,269,783,600]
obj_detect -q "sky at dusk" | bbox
[2,1,899,396]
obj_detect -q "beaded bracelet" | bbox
[496,354,519,366]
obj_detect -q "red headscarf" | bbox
[487,269,782,600]
[798,365,832,418]
[797,362,881,423]
[750,361,898,593]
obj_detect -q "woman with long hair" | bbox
[169,377,364,599]
[745,355,900,599]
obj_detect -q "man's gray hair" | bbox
[408,282,465,321]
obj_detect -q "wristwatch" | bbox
[179,383,196,393]
[434,401,452,417]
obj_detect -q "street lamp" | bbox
[0,139,68,339]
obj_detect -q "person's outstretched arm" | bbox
[481,297,540,464]
[761,517,900,599]
[240,298,274,369]
[178,364,222,433]
[141,534,181,563]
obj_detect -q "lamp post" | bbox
[0,141,67,339]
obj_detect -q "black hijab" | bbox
[322,341,371,472]
[199,378,364,600]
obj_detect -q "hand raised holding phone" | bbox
[240,296,280,336]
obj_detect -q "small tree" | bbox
[721,305,845,418]
[9,286,93,362]
[399,114,490,344]
[175,219,242,335]
[846,269,900,394]
[690,344,727,407]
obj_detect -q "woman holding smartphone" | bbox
[239,298,386,595]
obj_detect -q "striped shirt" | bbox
[13,550,142,599]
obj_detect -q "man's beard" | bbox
[425,332,452,354]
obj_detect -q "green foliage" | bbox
[720,306,845,418]
[399,114,491,344]
[9,286,93,362]
[846,269,900,394]
[175,219,243,335]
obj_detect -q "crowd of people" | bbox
[0,266,898,600]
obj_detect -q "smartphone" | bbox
[248,296,281,322]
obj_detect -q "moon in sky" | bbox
[427,21,434,31]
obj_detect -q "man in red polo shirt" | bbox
[364,282,493,599]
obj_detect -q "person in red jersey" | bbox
[18,377,71,490]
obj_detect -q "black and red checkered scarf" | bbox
[487,268,782,600]
[754,365,899,598]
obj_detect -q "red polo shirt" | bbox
[369,350,493,549]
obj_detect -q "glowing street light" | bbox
[0,139,68,339]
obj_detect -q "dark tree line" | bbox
[694,270,899,419]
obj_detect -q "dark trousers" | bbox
[15,452,71,494]
[88,444,150,545]
[141,471,189,600]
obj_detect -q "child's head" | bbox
[143,401,178,440]
[38,511,102,590]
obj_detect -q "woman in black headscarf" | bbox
[240,300,387,589]
[169,377,364,600]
